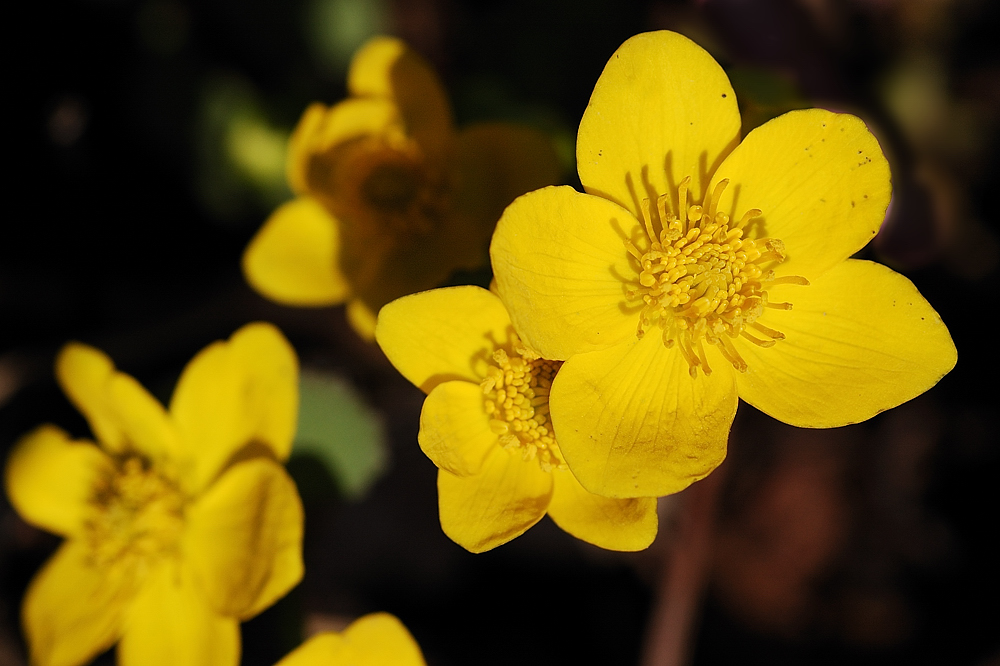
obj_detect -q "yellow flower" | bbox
[490,31,957,499]
[243,36,561,339]
[375,286,657,553]
[4,323,304,666]
[275,613,425,666]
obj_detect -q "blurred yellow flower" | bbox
[275,613,425,666]
[491,31,957,499]
[4,323,304,666]
[376,286,657,553]
[244,36,561,340]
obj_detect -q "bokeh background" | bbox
[3,0,998,664]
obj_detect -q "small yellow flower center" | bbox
[480,338,567,473]
[625,176,808,377]
[84,455,185,570]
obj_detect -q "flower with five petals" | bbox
[490,31,957,499]
[4,323,304,666]
[243,36,560,339]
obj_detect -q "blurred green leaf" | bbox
[305,0,389,79]
[292,370,389,500]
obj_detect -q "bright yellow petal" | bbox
[418,381,495,476]
[107,372,181,460]
[287,103,328,195]
[347,36,452,159]
[490,186,639,360]
[550,334,736,498]
[710,109,891,280]
[243,197,350,307]
[22,540,130,666]
[117,560,240,666]
[375,285,514,391]
[184,459,303,619]
[276,613,425,666]
[346,298,378,342]
[169,323,298,492]
[577,31,741,218]
[734,259,956,427]
[547,468,658,551]
[437,447,552,553]
[4,425,112,537]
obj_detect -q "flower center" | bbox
[624,176,808,377]
[84,455,185,570]
[480,338,567,473]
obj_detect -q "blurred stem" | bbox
[640,464,727,666]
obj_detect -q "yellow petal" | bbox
[55,343,180,460]
[276,613,426,666]
[184,459,303,619]
[287,103,328,195]
[346,298,378,342]
[550,334,736,498]
[437,447,552,553]
[710,109,891,280]
[22,540,130,666]
[375,285,513,391]
[5,425,112,537]
[490,186,639,360]
[547,468,658,551]
[418,381,495,476]
[577,31,740,218]
[734,259,957,427]
[117,560,240,666]
[243,197,350,307]
[347,36,452,159]
[169,323,298,492]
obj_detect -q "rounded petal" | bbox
[184,459,304,619]
[710,109,891,280]
[276,613,425,666]
[376,285,514,391]
[169,323,298,492]
[418,381,495,477]
[56,343,180,460]
[734,259,957,427]
[437,447,553,553]
[550,334,736,498]
[547,468,658,551]
[243,197,350,307]
[22,540,130,666]
[578,31,741,218]
[490,186,640,360]
[347,36,452,159]
[118,560,240,666]
[5,425,112,537]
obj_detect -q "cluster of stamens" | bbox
[625,176,808,377]
[480,337,567,472]
[83,455,185,569]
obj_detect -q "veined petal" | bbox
[5,425,112,537]
[376,286,514,391]
[577,31,740,218]
[418,381,495,476]
[184,459,303,619]
[22,540,131,666]
[169,323,298,492]
[117,560,240,666]
[550,334,736,498]
[735,259,956,427]
[547,467,658,551]
[276,613,426,666]
[347,36,452,159]
[437,447,552,553]
[243,197,350,307]
[490,186,639,360]
[710,109,891,280]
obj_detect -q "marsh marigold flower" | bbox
[275,613,425,666]
[4,323,304,666]
[376,286,657,552]
[243,36,560,339]
[490,31,957,499]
